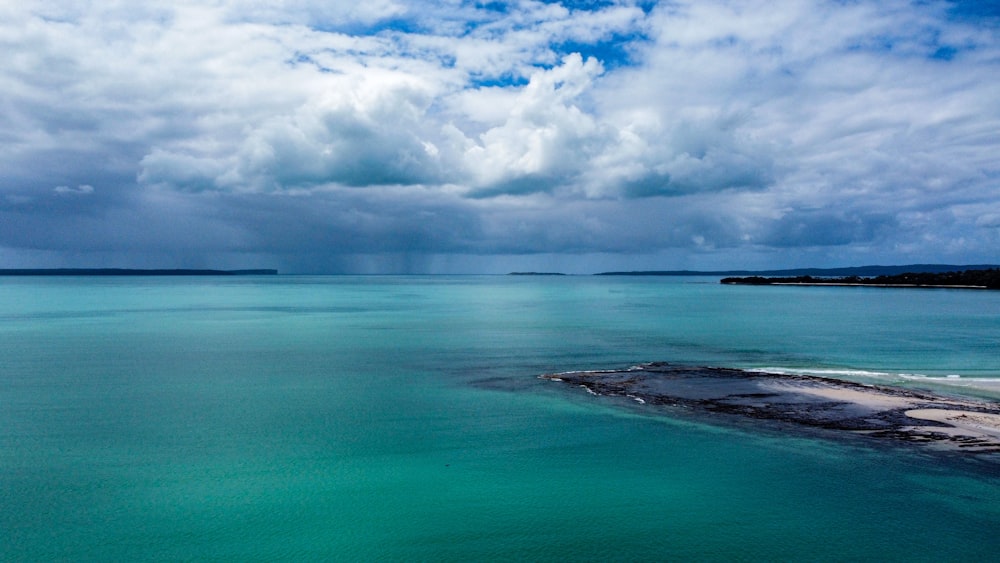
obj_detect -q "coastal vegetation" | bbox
[721,269,1000,289]
[598,264,1000,277]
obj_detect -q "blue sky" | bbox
[1,0,999,273]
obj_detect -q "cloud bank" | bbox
[2,0,998,272]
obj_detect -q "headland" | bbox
[720,268,1000,289]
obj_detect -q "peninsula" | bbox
[721,268,1000,289]
[596,264,1000,277]
[541,363,1000,456]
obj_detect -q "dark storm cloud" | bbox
[762,210,898,248]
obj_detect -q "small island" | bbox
[541,363,1000,456]
[507,272,567,276]
[721,268,1000,289]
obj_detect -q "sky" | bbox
[2,0,999,274]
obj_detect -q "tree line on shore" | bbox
[721,269,1000,289]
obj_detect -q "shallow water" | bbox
[2,275,999,560]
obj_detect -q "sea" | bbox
[2,274,999,561]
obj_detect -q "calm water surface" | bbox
[2,275,999,560]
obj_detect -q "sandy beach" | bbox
[901,410,1000,452]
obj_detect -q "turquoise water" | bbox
[2,275,999,560]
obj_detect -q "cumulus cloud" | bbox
[139,68,448,191]
[2,0,1000,271]
[460,53,608,196]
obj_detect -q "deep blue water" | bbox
[2,275,999,560]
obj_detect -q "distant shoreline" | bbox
[507,272,567,276]
[720,269,1000,290]
[596,264,1000,277]
[0,268,278,276]
[728,282,990,290]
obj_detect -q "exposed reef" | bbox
[541,363,1000,456]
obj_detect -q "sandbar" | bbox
[541,363,1000,456]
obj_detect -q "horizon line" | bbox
[2,264,1000,277]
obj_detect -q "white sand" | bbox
[761,382,919,410]
[904,409,1000,441]
[763,382,1000,451]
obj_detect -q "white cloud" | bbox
[139,65,449,191]
[459,54,608,195]
[222,0,409,26]
[2,1,1000,271]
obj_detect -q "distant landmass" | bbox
[508,272,567,276]
[0,268,278,276]
[595,264,1000,277]
[721,268,1000,290]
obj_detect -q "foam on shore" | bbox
[751,367,1000,398]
